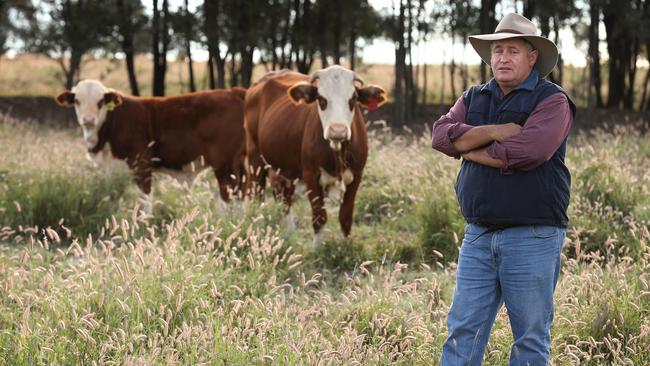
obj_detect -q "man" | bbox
[431,13,575,365]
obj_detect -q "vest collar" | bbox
[480,69,540,95]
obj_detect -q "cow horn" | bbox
[353,73,364,86]
[309,70,322,84]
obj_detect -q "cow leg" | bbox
[303,170,327,244]
[339,175,362,237]
[135,169,153,215]
[276,177,296,233]
[245,135,268,200]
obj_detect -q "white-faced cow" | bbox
[244,66,387,242]
[56,79,246,213]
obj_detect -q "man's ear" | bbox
[103,91,123,110]
[54,91,75,107]
[357,85,388,111]
[287,82,318,104]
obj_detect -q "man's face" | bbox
[490,38,538,93]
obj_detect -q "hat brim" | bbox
[469,33,559,78]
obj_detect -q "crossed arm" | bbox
[431,93,572,173]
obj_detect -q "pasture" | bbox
[0,116,649,365]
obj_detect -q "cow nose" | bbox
[82,116,96,127]
[327,124,348,141]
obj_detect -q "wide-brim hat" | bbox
[468,13,559,78]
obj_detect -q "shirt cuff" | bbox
[487,142,512,175]
[448,123,474,142]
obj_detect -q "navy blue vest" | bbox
[456,69,576,228]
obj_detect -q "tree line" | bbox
[2,0,650,125]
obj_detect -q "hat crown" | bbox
[494,13,537,35]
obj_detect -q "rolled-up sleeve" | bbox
[486,93,572,174]
[431,96,473,159]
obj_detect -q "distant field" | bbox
[0,116,648,364]
[0,53,605,106]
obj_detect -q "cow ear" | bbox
[288,82,318,104]
[357,85,388,111]
[104,92,123,110]
[55,91,75,107]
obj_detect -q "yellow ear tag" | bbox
[106,101,116,111]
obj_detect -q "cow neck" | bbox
[88,111,113,154]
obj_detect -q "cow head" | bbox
[287,65,387,150]
[55,79,123,147]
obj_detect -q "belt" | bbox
[475,222,519,231]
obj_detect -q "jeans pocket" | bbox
[463,224,488,245]
[532,225,559,238]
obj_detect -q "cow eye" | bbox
[317,96,327,110]
[97,99,105,109]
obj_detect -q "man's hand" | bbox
[462,148,504,168]
[489,123,522,142]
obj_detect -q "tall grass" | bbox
[0,118,648,364]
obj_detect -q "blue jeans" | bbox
[441,224,565,366]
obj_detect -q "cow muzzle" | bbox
[82,116,97,129]
[327,124,349,141]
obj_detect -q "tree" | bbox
[25,0,113,89]
[170,0,197,92]
[478,0,498,83]
[602,0,641,109]
[587,0,604,108]
[202,0,229,88]
[152,0,170,96]
[1,0,36,58]
[113,0,147,96]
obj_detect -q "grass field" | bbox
[0,115,649,365]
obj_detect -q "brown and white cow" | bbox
[244,66,387,242]
[56,79,246,213]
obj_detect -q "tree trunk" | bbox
[589,0,604,108]
[332,0,342,64]
[422,58,428,104]
[624,23,640,109]
[349,28,356,70]
[207,48,215,89]
[185,0,196,92]
[117,0,140,96]
[64,52,82,90]
[241,46,254,88]
[393,0,406,127]
[603,3,628,109]
[229,52,240,86]
[318,0,328,68]
[479,0,498,83]
[152,0,169,96]
[552,17,563,86]
[125,48,140,96]
[640,38,650,111]
[523,0,536,19]
[404,0,416,119]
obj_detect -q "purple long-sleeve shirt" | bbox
[431,92,572,173]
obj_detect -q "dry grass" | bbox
[0,116,649,365]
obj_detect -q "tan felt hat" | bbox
[469,13,559,78]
